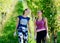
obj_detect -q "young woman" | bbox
[34,10,48,43]
[15,9,31,43]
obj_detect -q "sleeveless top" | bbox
[17,16,30,29]
[36,18,46,30]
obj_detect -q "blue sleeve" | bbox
[17,16,22,19]
[27,17,30,21]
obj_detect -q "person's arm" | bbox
[15,17,19,32]
[14,17,19,36]
[28,21,31,34]
[34,19,37,37]
[44,18,48,33]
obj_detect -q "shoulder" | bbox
[17,15,22,19]
[44,17,47,20]
[27,17,30,20]
[43,17,47,22]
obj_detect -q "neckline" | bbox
[22,15,27,18]
[37,18,43,22]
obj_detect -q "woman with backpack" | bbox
[34,10,48,43]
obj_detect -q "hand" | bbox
[46,33,50,39]
[34,35,36,40]
[30,33,32,38]
[14,32,16,37]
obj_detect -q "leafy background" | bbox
[0,0,60,43]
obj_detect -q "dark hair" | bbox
[37,10,43,13]
[40,10,43,13]
[23,9,28,15]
